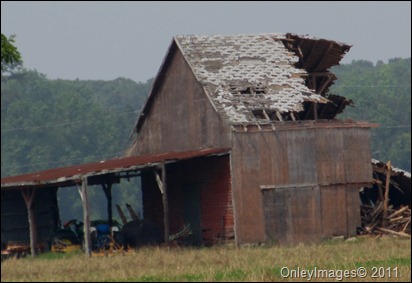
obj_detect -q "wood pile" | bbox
[360,201,411,238]
[359,161,411,238]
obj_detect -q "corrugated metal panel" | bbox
[287,130,317,184]
[320,185,348,238]
[346,186,362,237]
[1,148,230,189]
[343,128,372,183]
[231,124,373,244]
[263,186,322,244]
[315,129,346,184]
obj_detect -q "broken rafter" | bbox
[115,204,128,225]
[317,74,335,95]
[312,43,334,72]
[304,41,319,71]
[126,203,139,221]
[275,111,283,122]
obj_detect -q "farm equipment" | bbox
[1,241,47,260]
[51,219,83,253]
[51,219,122,253]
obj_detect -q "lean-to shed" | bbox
[126,33,377,245]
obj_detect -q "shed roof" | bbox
[133,33,351,133]
[1,148,229,189]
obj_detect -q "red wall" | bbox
[141,155,233,245]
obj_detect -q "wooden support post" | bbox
[126,203,139,221]
[162,163,169,244]
[116,205,128,225]
[382,161,391,227]
[102,180,113,229]
[155,164,169,243]
[78,178,92,257]
[21,188,37,257]
[313,102,318,120]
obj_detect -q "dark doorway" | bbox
[182,184,202,245]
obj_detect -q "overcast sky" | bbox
[1,1,411,83]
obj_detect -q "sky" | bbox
[1,1,411,83]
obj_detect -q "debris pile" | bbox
[359,160,411,238]
[360,201,411,237]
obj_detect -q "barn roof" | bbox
[1,148,229,190]
[133,33,351,134]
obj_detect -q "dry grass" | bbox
[1,236,410,282]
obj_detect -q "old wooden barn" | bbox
[1,33,380,253]
[125,33,376,245]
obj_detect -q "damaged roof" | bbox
[134,33,351,133]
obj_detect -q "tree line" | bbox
[1,58,410,221]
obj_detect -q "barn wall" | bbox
[1,188,59,244]
[128,48,231,156]
[141,155,233,245]
[231,124,372,244]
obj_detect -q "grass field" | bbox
[1,236,410,282]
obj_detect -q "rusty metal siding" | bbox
[343,128,372,184]
[320,185,348,238]
[264,184,359,244]
[129,49,230,156]
[141,155,233,244]
[315,129,346,184]
[231,124,372,244]
[263,186,322,245]
[345,186,362,237]
[231,130,289,244]
[287,130,318,184]
[1,188,59,243]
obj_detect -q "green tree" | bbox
[1,33,22,73]
[332,58,411,171]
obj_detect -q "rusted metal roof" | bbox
[1,148,230,189]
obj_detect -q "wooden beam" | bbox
[102,181,113,229]
[313,102,318,120]
[162,164,169,244]
[275,111,283,122]
[21,188,37,257]
[155,171,164,195]
[305,41,318,71]
[78,177,92,257]
[311,74,317,92]
[126,203,139,221]
[317,74,335,95]
[313,43,334,71]
[116,204,128,225]
[155,164,169,243]
[382,161,391,227]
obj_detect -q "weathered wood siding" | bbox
[141,155,233,244]
[263,184,362,245]
[128,47,230,156]
[1,188,59,244]
[231,125,372,244]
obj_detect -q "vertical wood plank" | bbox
[78,178,92,257]
[21,188,37,257]
[162,163,170,243]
